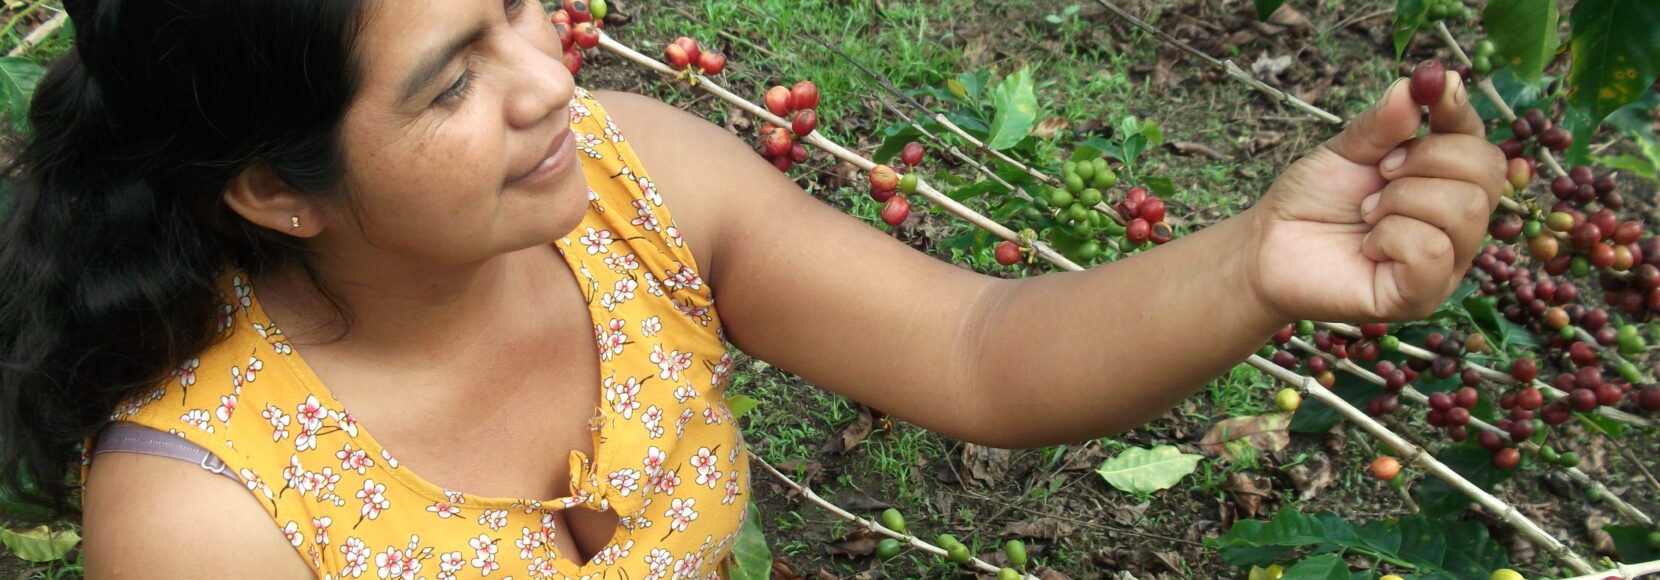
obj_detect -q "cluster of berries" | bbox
[755,81,821,172]
[550,0,605,75]
[868,143,926,228]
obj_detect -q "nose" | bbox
[502,21,576,130]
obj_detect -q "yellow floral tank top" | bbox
[98,88,749,579]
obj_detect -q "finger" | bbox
[1361,214,1459,320]
[1375,134,1508,208]
[1321,78,1422,166]
[1427,71,1486,137]
[1360,177,1491,269]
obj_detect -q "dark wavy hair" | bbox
[0,0,372,516]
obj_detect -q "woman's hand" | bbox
[1245,72,1508,324]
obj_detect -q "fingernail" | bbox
[1361,192,1381,218]
[1454,77,1468,107]
[1381,78,1406,109]
[1380,147,1407,172]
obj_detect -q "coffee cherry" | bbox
[1478,429,1506,452]
[1492,447,1521,470]
[998,568,1020,580]
[1410,60,1447,106]
[1569,341,1598,367]
[1640,387,1660,410]
[1139,197,1167,224]
[563,46,584,74]
[1551,176,1577,201]
[876,538,903,560]
[1508,418,1535,441]
[945,542,971,564]
[869,165,899,191]
[1558,451,1580,468]
[673,37,701,65]
[1544,306,1570,329]
[1511,117,1534,140]
[1613,244,1635,271]
[1510,358,1538,383]
[565,0,592,23]
[1003,540,1028,567]
[1528,235,1559,261]
[1272,350,1298,370]
[1498,138,1524,159]
[665,44,693,69]
[1455,386,1479,409]
[1316,370,1337,388]
[1540,127,1573,151]
[1524,109,1549,133]
[789,80,820,111]
[995,240,1022,266]
[764,86,792,116]
[1433,356,1459,380]
[1149,222,1174,245]
[1126,218,1151,245]
[762,126,793,157]
[1541,402,1571,425]
[880,508,906,533]
[1461,368,1483,386]
[1571,223,1603,248]
[1273,324,1295,344]
[1449,424,1469,442]
[790,143,810,164]
[879,196,910,227]
[1517,387,1543,410]
[1597,382,1624,406]
[1590,242,1617,269]
[900,142,925,168]
[1370,456,1401,480]
[697,50,727,75]
[791,110,818,138]
[1430,392,1455,411]
[572,22,601,49]
[1490,569,1524,580]
[1506,158,1531,191]
[870,186,896,203]
[1570,388,1598,411]
[1276,388,1302,412]
[1446,406,1471,426]
[1614,221,1644,246]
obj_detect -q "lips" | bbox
[508,128,577,186]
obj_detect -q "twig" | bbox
[749,450,1043,579]
[5,10,66,58]
[1248,354,1598,575]
[1089,0,1342,124]
[597,33,1086,271]
[1433,22,1568,179]
[1317,322,1656,429]
[1556,559,1660,580]
[1288,338,1655,528]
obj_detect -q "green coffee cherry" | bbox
[899,173,919,195]
[1539,445,1559,463]
[1475,40,1496,59]
[1062,162,1078,177]
[1586,485,1603,502]
[876,538,903,560]
[1048,187,1074,208]
[1646,530,1660,549]
[1065,174,1085,194]
[1258,344,1277,359]
[937,534,959,547]
[1093,167,1118,190]
[1380,335,1400,352]
[1077,241,1102,261]
[1080,188,1103,206]
[1473,55,1492,75]
[1571,257,1591,277]
[1297,320,1315,334]
[1619,361,1643,384]
[1522,220,1542,239]
[945,542,972,564]
[1067,203,1090,224]
[999,568,1022,580]
[880,508,906,533]
[590,0,609,20]
[1003,540,1028,567]
[1557,451,1580,469]
[1074,160,1096,181]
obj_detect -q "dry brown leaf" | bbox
[1003,517,1077,540]
[1032,117,1071,139]
[1035,567,1073,580]
[1266,4,1312,30]
[828,489,893,512]
[1225,472,1273,518]
[770,557,805,580]
[821,405,874,455]
[1167,140,1229,160]
[823,535,878,557]
[962,443,1014,485]
[1198,414,1291,461]
[1587,513,1618,558]
[1285,453,1337,501]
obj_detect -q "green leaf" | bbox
[727,503,772,580]
[1094,445,1203,494]
[0,526,80,563]
[1140,118,1164,147]
[1564,0,1660,166]
[0,57,46,132]
[1256,0,1288,22]
[1416,441,1517,518]
[986,68,1038,151]
[1482,0,1560,87]
[1392,0,1430,61]
[725,394,759,420]
[874,122,927,166]
[1440,521,1510,577]
[957,69,993,103]
[1605,525,1660,563]
[1576,411,1627,438]
[1594,152,1658,179]
[1282,554,1350,580]
[1143,177,1177,198]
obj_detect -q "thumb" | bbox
[1321,78,1423,166]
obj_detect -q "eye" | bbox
[434,69,474,106]
[505,0,526,13]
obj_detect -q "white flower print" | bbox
[613,277,638,303]
[341,537,372,578]
[528,557,560,578]
[604,252,641,272]
[690,447,721,488]
[181,409,214,433]
[641,316,663,337]
[215,394,237,423]
[214,302,235,334]
[724,475,742,505]
[630,199,661,231]
[355,479,390,522]
[427,501,461,519]
[599,292,617,312]
[263,404,291,442]
[637,176,663,206]
[332,409,360,437]
[603,115,625,143]
[175,358,199,387]
[479,509,509,532]
[710,352,733,387]
[336,444,375,475]
[312,516,332,546]
[673,385,698,404]
[443,489,466,504]
[240,468,273,500]
[702,405,723,425]
[296,395,326,431]
[374,546,414,580]
[676,408,695,437]
[308,467,341,497]
[243,355,263,383]
[294,425,319,452]
[233,274,252,309]
[469,534,500,575]
[655,469,682,495]
[673,550,705,578]
[642,272,666,296]
[607,468,642,496]
[645,548,674,580]
[651,344,693,382]
[578,227,615,255]
[380,449,400,469]
[642,405,665,439]
[515,527,547,560]
[607,376,642,419]
[437,551,466,580]
[666,222,686,247]
[568,100,591,123]
[282,454,307,493]
[643,446,667,478]
[282,521,304,547]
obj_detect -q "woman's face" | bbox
[325,0,587,266]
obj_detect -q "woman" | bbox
[0,0,1503,577]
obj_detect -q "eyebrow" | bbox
[400,25,490,103]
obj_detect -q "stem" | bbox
[1556,559,1660,580]
[1247,354,1599,575]
[596,33,1087,272]
[1089,0,1342,124]
[1287,338,1655,529]
[1433,22,1568,180]
[748,450,1039,579]
[4,8,66,58]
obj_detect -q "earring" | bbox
[290,216,301,230]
